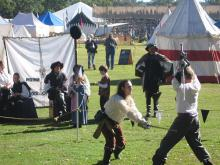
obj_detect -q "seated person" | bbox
[44,61,67,118]
[0,60,13,115]
[8,73,38,118]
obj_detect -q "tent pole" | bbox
[75,39,77,65]
[2,37,10,74]
[209,43,220,84]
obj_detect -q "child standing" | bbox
[98,65,110,111]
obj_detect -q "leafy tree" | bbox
[43,0,67,12]
[13,0,44,15]
[0,0,16,18]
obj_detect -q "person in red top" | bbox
[98,65,110,111]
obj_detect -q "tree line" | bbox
[0,0,220,18]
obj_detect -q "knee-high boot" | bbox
[153,92,161,117]
[102,148,113,165]
[152,151,166,165]
[145,93,151,117]
[152,155,166,165]
[203,159,213,165]
[114,145,125,159]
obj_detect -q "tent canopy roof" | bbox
[12,12,48,27]
[13,25,31,37]
[0,16,8,24]
[215,20,220,28]
[54,2,93,22]
[157,0,220,38]
[39,11,64,26]
[68,11,95,27]
[54,2,103,23]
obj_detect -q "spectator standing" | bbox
[98,65,110,111]
[85,35,97,70]
[68,64,91,127]
[104,33,117,70]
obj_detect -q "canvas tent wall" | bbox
[155,0,220,83]
[4,34,75,107]
[13,25,31,37]
[12,12,50,37]
[0,24,13,61]
[39,11,64,34]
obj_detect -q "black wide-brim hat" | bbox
[145,43,158,51]
[50,61,64,70]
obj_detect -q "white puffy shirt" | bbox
[172,76,201,116]
[0,70,12,88]
[104,94,146,124]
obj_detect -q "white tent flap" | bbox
[4,34,75,107]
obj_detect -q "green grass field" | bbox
[0,43,220,165]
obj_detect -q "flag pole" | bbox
[76,90,79,141]
[70,26,82,142]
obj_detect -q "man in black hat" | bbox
[135,43,173,118]
[44,61,67,117]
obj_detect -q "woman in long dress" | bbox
[68,65,90,127]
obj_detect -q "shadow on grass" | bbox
[1,119,97,136]
[0,117,53,126]
[90,78,171,86]
[2,122,73,135]
[92,160,103,165]
[110,78,141,86]
[90,78,142,86]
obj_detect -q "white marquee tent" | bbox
[156,0,220,83]
[1,23,31,62]
[12,12,50,37]
[148,8,172,44]
[54,2,102,24]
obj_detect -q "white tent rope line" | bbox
[2,32,70,40]
[209,43,220,83]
